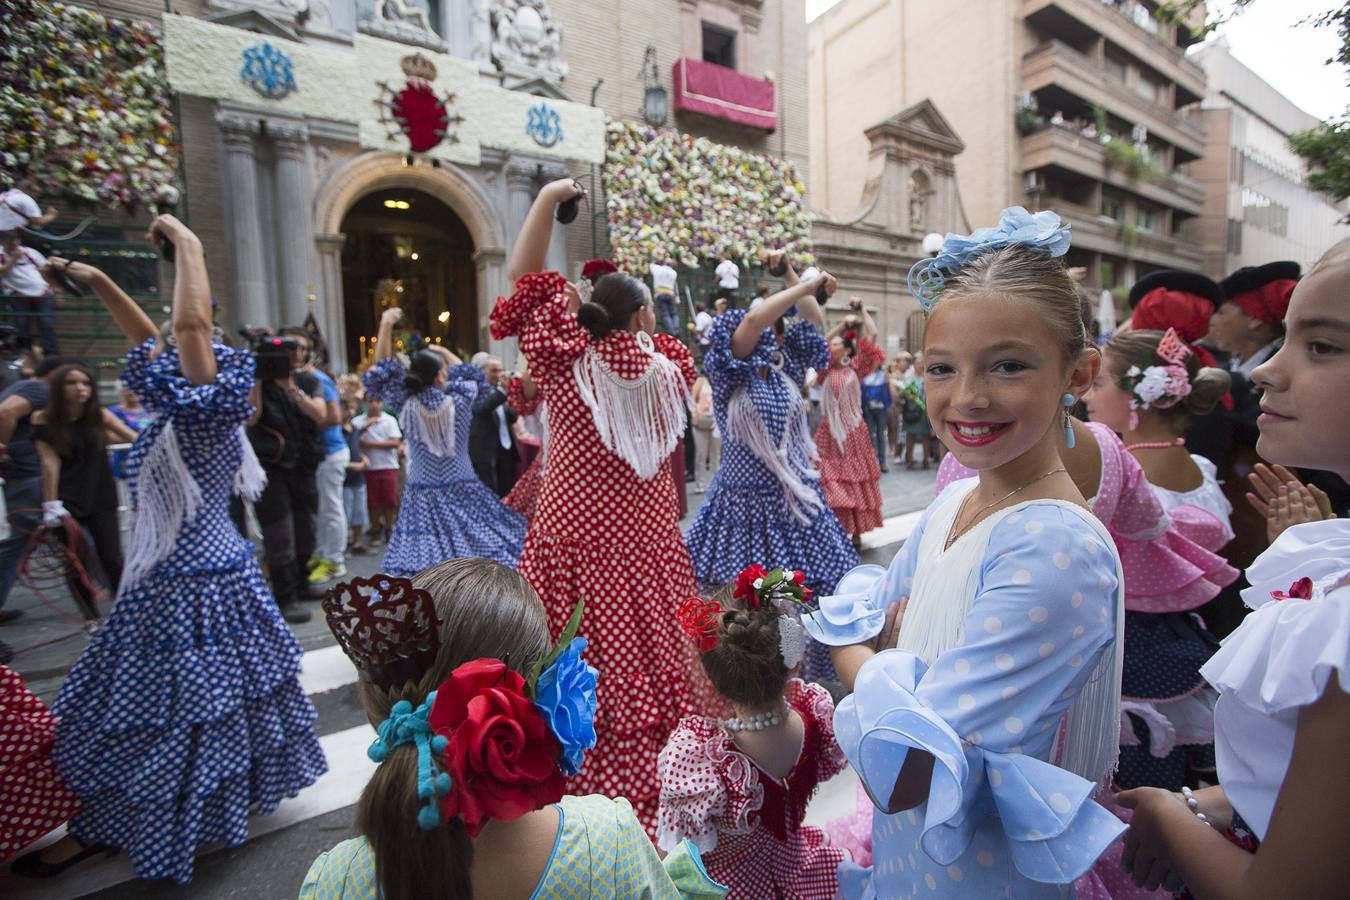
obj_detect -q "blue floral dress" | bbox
[362,358,525,573]
[686,310,859,593]
[806,482,1127,898]
[51,340,326,884]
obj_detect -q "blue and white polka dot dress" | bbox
[686,310,859,596]
[51,340,327,884]
[363,359,525,573]
[808,483,1127,898]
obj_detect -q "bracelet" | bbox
[1181,786,1211,826]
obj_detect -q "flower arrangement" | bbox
[602,120,812,272]
[0,1,180,210]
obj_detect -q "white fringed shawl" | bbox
[724,369,823,524]
[572,345,691,481]
[400,391,457,458]
[899,484,1125,788]
[122,424,265,595]
[821,366,862,453]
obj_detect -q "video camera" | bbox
[240,326,300,382]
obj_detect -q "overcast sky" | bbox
[805,0,1349,121]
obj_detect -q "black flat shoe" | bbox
[11,837,118,878]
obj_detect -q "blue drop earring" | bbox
[1062,393,1077,449]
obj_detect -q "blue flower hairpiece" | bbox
[907,206,1072,312]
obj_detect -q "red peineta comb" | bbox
[323,574,443,689]
[676,596,722,652]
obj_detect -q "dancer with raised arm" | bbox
[12,216,325,883]
[490,178,714,829]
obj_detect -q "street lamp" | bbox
[641,45,667,127]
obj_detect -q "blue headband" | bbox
[907,207,1072,312]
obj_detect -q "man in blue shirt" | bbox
[281,327,347,585]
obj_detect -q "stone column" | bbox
[505,159,539,252]
[315,232,348,371]
[476,247,510,363]
[216,111,268,329]
[270,121,316,328]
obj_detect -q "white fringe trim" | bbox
[821,367,862,453]
[400,393,457,458]
[122,420,202,594]
[724,370,823,524]
[233,424,266,501]
[572,346,691,481]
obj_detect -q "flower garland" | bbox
[0,1,180,210]
[602,120,812,272]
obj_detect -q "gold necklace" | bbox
[944,468,1068,551]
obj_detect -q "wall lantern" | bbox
[641,45,667,127]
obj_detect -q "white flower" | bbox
[1134,366,1171,406]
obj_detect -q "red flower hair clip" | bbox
[843,329,858,342]
[734,564,768,608]
[1271,576,1314,602]
[677,596,722,651]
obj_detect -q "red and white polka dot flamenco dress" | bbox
[1,666,81,861]
[491,272,718,829]
[814,341,884,536]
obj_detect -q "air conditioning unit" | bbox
[1024,171,1045,193]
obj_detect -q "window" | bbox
[1227,219,1243,255]
[1242,188,1289,237]
[702,23,737,69]
[1101,194,1124,221]
[1103,53,1127,82]
[1136,207,1156,233]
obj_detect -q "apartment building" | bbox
[811,0,1212,295]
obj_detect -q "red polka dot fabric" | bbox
[0,666,81,862]
[815,346,884,536]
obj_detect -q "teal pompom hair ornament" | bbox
[367,691,454,830]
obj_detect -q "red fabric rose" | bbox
[428,660,565,837]
[734,564,768,607]
[1271,576,1314,602]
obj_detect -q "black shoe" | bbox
[0,608,24,625]
[279,603,312,624]
[11,837,118,878]
[0,639,12,665]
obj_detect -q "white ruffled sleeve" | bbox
[834,506,1127,884]
[1201,519,1350,713]
[656,719,763,855]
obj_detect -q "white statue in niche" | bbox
[908,170,931,234]
[490,0,568,81]
[378,0,435,34]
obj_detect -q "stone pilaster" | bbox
[269,120,315,328]
[216,110,268,329]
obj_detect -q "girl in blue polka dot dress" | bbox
[361,307,526,573]
[685,255,859,667]
[15,216,327,883]
[806,209,1128,898]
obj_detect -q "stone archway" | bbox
[312,151,508,370]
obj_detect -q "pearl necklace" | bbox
[1124,437,1186,452]
[722,701,790,733]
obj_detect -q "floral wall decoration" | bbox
[602,120,812,272]
[0,0,180,210]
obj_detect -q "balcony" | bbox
[671,57,777,132]
[1022,0,1206,105]
[1046,198,1205,270]
[1022,40,1205,160]
[1021,125,1204,215]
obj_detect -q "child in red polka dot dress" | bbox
[1,666,81,862]
[657,567,851,899]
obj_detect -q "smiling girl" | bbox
[806,209,1127,898]
[1115,241,1350,898]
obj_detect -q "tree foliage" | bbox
[1290,116,1350,205]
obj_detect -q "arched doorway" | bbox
[340,187,478,366]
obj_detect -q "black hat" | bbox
[1128,270,1223,310]
[1219,261,1301,304]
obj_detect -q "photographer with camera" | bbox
[245,332,328,623]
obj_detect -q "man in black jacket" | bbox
[247,338,327,623]
[468,355,518,496]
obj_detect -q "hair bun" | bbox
[1183,366,1231,416]
[576,301,612,338]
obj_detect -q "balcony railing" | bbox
[672,57,777,132]
[1021,125,1204,213]
[1022,40,1205,158]
[1044,198,1205,268]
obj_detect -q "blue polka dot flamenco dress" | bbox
[363,358,525,574]
[686,310,859,677]
[51,340,327,884]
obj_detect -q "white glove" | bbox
[42,500,70,527]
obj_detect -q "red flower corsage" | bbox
[1270,576,1314,602]
[734,564,768,607]
[677,596,722,651]
[428,660,566,837]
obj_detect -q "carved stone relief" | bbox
[489,0,568,84]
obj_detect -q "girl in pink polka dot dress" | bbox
[490,179,716,830]
[657,568,850,899]
[0,666,81,862]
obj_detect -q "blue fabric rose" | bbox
[907,206,1072,311]
[532,636,599,777]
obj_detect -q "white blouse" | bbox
[1152,454,1234,545]
[1200,519,1350,840]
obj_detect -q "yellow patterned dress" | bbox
[299,794,726,899]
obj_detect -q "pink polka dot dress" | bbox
[491,272,718,830]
